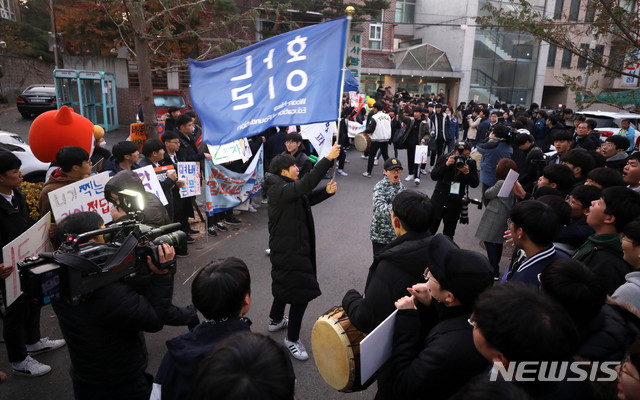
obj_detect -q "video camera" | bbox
[18,190,186,306]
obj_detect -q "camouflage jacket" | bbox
[369,176,405,244]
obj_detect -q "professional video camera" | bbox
[18,190,186,306]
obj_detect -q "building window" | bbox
[395,0,415,24]
[561,49,572,68]
[553,0,564,19]
[569,0,580,21]
[585,0,596,22]
[369,24,382,50]
[577,43,589,69]
[547,45,557,67]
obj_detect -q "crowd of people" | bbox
[1,89,640,400]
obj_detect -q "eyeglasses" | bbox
[619,355,640,382]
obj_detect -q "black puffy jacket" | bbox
[264,157,334,303]
[342,230,432,334]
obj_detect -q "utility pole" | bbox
[49,0,59,68]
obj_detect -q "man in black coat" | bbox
[264,144,340,361]
[385,234,494,400]
[342,190,434,335]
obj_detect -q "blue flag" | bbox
[189,17,349,146]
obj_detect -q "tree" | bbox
[476,0,640,111]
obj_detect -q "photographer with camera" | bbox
[429,141,479,240]
[51,211,178,400]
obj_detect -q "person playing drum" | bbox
[342,190,434,335]
[264,144,341,361]
[385,234,494,400]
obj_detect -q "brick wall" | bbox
[0,55,55,102]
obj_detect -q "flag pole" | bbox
[331,6,355,181]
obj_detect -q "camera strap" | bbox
[52,234,138,273]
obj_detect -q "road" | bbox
[0,108,493,399]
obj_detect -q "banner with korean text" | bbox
[189,17,348,146]
[204,145,264,215]
[48,172,112,223]
[2,212,52,307]
[133,165,169,205]
[178,162,201,198]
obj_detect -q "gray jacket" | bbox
[475,180,513,243]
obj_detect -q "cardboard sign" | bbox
[130,123,146,151]
[207,138,252,165]
[177,162,201,198]
[133,165,169,205]
[2,212,52,307]
[498,169,520,197]
[47,172,112,223]
[360,309,397,385]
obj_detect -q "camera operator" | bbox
[51,211,178,400]
[429,141,479,240]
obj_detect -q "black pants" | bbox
[72,372,153,400]
[430,194,462,240]
[367,142,389,173]
[429,140,445,166]
[485,242,503,277]
[2,294,41,362]
[173,194,193,234]
[269,299,308,342]
[406,145,417,175]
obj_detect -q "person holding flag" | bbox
[264,143,340,361]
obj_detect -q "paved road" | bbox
[0,109,493,399]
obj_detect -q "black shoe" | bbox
[189,229,200,235]
[176,251,190,258]
[225,217,241,225]
[207,227,218,236]
[215,222,228,232]
[186,235,196,244]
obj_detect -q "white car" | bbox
[575,110,640,148]
[0,131,50,182]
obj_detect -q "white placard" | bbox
[414,145,430,164]
[2,212,52,307]
[178,162,201,198]
[207,138,251,165]
[498,169,520,197]
[47,172,112,223]
[360,309,397,385]
[133,165,168,205]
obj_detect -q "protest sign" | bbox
[48,172,112,223]
[207,138,252,165]
[347,120,365,138]
[189,17,348,145]
[133,165,169,205]
[178,162,201,198]
[2,212,52,307]
[130,123,146,150]
[204,145,263,214]
[414,145,430,164]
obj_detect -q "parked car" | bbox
[152,89,190,120]
[16,84,58,119]
[575,110,640,148]
[0,131,50,182]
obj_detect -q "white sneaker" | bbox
[336,169,348,176]
[415,178,421,185]
[404,174,414,181]
[284,337,309,361]
[268,317,288,332]
[247,205,257,213]
[261,198,269,204]
[26,337,66,355]
[361,155,367,159]
[11,356,51,376]
[420,169,427,174]
[344,159,350,164]
[265,248,271,255]
[362,172,372,178]
[374,159,379,166]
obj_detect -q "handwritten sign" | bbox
[414,145,430,164]
[177,162,201,198]
[133,165,168,205]
[130,123,146,151]
[2,212,52,307]
[207,138,252,165]
[48,172,112,223]
[347,120,365,138]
